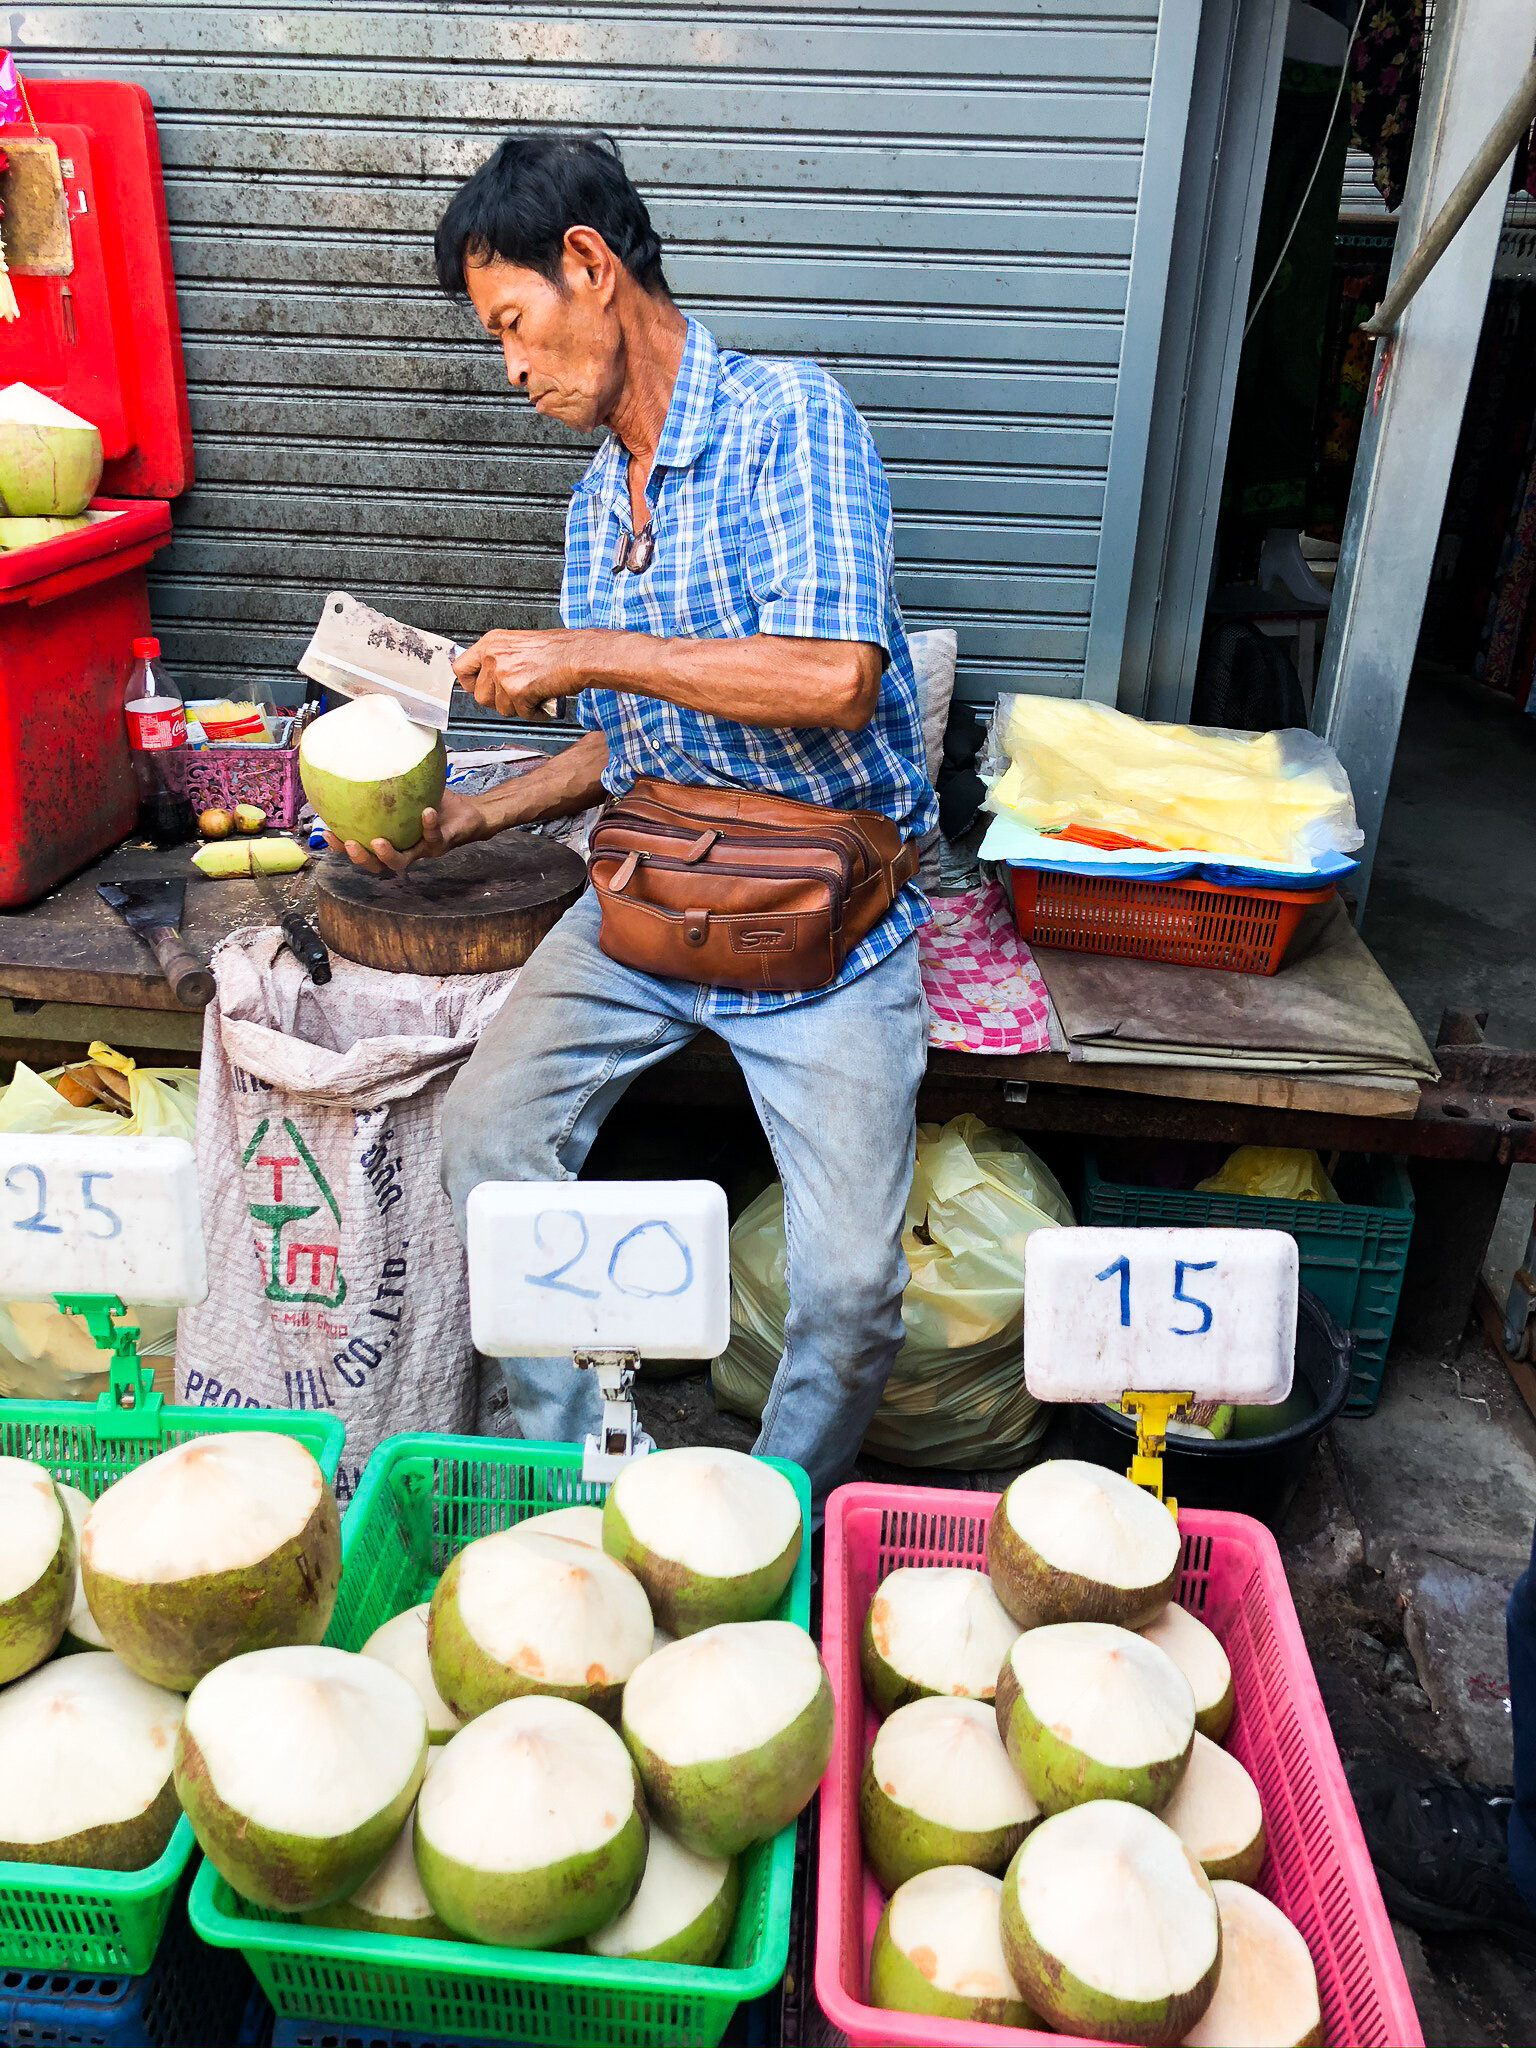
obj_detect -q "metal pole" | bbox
[1360,52,1536,336]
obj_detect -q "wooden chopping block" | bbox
[315,834,586,975]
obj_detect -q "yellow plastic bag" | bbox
[988,696,1362,866]
[0,1045,200,1398]
[713,1114,1073,1469]
[1196,1145,1338,1204]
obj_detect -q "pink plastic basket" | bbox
[816,1484,1423,2048]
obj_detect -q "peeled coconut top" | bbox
[1009,1800,1218,2006]
[871,1696,1038,1833]
[450,1527,653,1687]
[183,1645,427,1842]
[417,1694,638,1876]
[0,1651,184,1848]
[999,1459,1181,1592]
[1183,1881,1322,2048]
[299,694,440,783]
[83,1432,328,1586]
[607,1447,800,1577]
[345,1751,439,1925]
[1160,1733,1264,1870]
[623,1620,823,1766]
[0,384,96,431]
[0,1457,68,1602]
[362,1605,462,1739]
[523,1505,605,1548]
[1140,1601,1232,1722]
[586,1825,732,1958]
[866,1567,1018,1699]
[887,1866,1022,2002]
[1007,1621,1195,1768]
[58,1482,107,1648]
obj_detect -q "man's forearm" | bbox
[473,729,610,836]
[570,630,881,731]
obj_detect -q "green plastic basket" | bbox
[0,1394,346,1977]
[189,1433,813,2047]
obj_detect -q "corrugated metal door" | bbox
[18,2,1199,708]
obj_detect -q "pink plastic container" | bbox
[816,1484,1423,2048]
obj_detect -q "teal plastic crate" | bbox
[190,1435,813,2048]
[1081,1151,1414,1414]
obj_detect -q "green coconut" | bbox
[362,1604,463,1744]
[585,1824,739,1965]
[175,1644,428,1912]
[1159,1733,1266,1884]
[988,1459,1182,1631]
[1183,1881,1322,2048]
[1001,1800,1221,2044]
[80,1430,341,1691]
[1139,1600,1235,1742]
[621,1620,833,1857]
[0,514,91,549]
[0,384,103,517]
[0,1651,184,1869]
[869,1865,1042,2028]
[859,1695,1039,1894]
[996,1621,1195,1815]
[414,1694,648,1948]
[602,1446,801,1636]
[303,1751,456,1941]
[57,1483,109,1652]
[860,1565,1019,1717]
[298,695,447,852]
[429,1526,652,1724]
[0,1456,76,1682]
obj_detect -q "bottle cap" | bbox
[132,635,162,659]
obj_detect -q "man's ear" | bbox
[563,226,619,305]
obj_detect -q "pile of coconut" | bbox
[0,1440,828,1974]
[859,1459,1324,2048]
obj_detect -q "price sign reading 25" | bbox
[467,1181,730,1361]
[0,1135,208,1309]
[1022,1226,1298,1407]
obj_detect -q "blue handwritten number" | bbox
[526,1210,599,1299]
[1170,1260,1217,1336]
[1094,1254,1131,1327]
[608,1220,694,1300]
[80,1172,122,1240]
[4,1164,61,1234]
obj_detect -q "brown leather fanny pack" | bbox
[587,775,918,993]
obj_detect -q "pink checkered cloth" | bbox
[920,882,1052,1055]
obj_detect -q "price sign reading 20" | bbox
[466,1180,730,1361]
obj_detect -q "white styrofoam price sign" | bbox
[466,1180,731,1359]
[1023,1226,1297,1406]
[0,1135,208,1308]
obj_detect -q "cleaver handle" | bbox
[145,926,216,1009]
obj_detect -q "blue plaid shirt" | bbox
[563,317,935,1014]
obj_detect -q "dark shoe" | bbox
[1348,1762,1536,1950]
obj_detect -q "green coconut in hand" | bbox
[603,1446,802,1636]
[996,1621,1195,1815]
[0,1457,76,1681]
[988,1459,1182,1631]
[860,1566,1019,1717]
[298,694,447,852]
[175,1645,428,1912]
[860,1694,1039,1893]
[870,1865,1042,2028]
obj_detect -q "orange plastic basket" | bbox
[1004,867,1334,975]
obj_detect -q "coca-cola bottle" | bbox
[123,635,194,847]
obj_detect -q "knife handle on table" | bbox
[146,926,216,1008]
[280,910,332,985]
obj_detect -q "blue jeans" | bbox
[1509,1522,1536,1909]
[440,888,926,1507]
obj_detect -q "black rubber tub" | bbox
[1074,1287,1353,1529]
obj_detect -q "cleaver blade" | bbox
[297,592,460,731]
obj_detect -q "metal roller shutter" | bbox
[17,2,1200,708]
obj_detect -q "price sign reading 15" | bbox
[466,1181,731,1360]
[0,1135,208,1308]
[1022,1227,1298,1406]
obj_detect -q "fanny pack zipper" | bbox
[595,810,859,890]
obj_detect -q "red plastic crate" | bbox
[1005,866,1334,975]
[815,1484,1422,2048]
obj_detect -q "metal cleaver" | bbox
[296,592,461,731]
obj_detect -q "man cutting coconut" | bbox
[333,134,934,1507]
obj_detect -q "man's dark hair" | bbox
[435,133,668,299]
